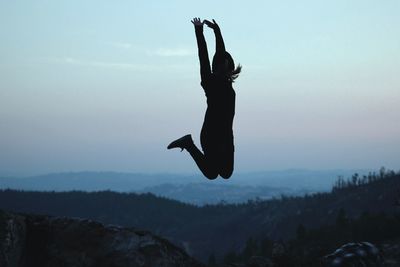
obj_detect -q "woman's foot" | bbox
[167,134,193,151]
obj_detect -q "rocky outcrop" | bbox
[0,210,204,267]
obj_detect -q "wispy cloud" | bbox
[149,47,194,57]
[58,57,192,72]
[63,57,152,70]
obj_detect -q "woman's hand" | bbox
[191,17,203,26]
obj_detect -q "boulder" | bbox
[0,210,204,267]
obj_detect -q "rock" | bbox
[323,242,383,266]
[0,211,26,267]
[0,210,204,267]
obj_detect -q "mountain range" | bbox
[0,169,372,205]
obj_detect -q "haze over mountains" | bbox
[0,169,372,205]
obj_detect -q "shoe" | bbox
[167,134,193,151]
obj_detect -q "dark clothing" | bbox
[191,25,235,178]
[200,76,235,155]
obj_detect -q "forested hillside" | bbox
[0,169,399,262]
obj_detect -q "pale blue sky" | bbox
[1,0,399,176]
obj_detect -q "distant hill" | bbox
[0,171,189,192]
[0,169,398,261]
[140,183,302,205]
[0,169,372,204]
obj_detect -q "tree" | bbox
[336,208,348,228]
[296,223,307,241]
[242,237,259,260]
[207,253,217,267]
[223,250,238,264]
[379,166,386,179]
[352,173,359,186]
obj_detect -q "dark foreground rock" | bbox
[0,210,204,267]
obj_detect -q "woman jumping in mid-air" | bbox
[167,17,241,179]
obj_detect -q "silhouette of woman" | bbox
[167,18,241,179]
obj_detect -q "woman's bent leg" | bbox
[219,150,234,179]
[218,142,234,179]
[186,142,218,180]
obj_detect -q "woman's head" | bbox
[212,52,242,82]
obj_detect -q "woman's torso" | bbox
[201,75,235,136]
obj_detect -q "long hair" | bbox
[230,64,242,82]
[212,52,242,82]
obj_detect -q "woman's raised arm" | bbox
[204,19,225,54]
[191,17,211,82]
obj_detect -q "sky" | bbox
[0,0,399,176]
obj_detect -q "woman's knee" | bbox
[219,153,234,179]
[201,161,218,180]
[205,171,218,180]
[219,167,233,179]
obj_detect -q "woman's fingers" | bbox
[191,17,203,26]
